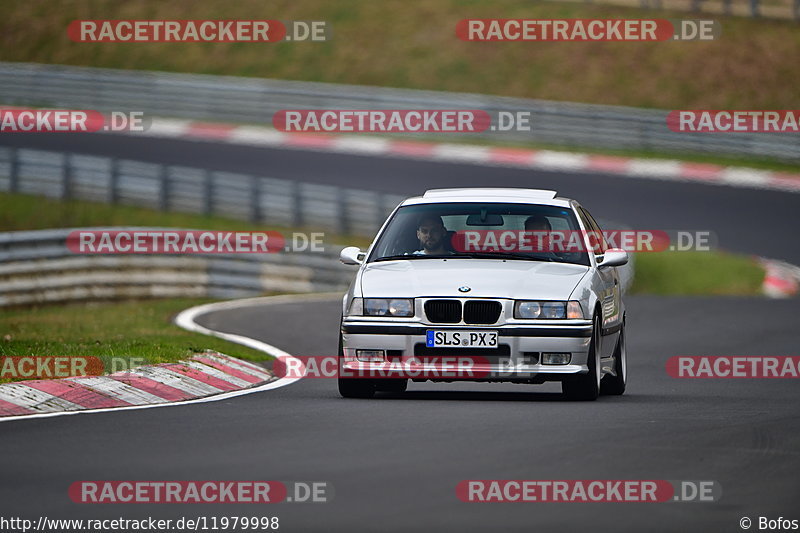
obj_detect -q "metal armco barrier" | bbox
[0,62,798,161]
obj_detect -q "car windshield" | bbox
[367,202,590,266]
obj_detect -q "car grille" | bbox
[424,300,462,323]
[463,300,502,325]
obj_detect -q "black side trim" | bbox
[342,324,592,338]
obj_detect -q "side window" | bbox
[578,207,608,255]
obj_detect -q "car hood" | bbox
[360,259,588,300]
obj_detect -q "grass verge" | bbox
[0,298,271,383]
[630,251,765,295]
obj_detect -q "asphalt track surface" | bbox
[1,296,799,531]
[1,133,799,532]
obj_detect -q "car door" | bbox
[578,207,621,359]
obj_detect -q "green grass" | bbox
[1,0,798,111]
[0,298,271,383]
[630,251,765,295]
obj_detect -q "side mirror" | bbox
[598,248,628,268]
[340,246,365,265]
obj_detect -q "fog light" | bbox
[356,350,386,362]
[542,353,571,365]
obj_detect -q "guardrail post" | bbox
[375,193,387,232]
[794,0,799,20]
[251,176,262,223]
[9,148,19,193]
[723,0,732,14]
[159,164,169,211]
[292,181,304,228]
[62,153,73,200]
[204,170,214,215]
[337,188,350,236]
[109,158,119,204]
[750,0,760,16]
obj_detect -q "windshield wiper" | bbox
[372,254,446,262]
[450,252,565,262]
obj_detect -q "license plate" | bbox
[426,330,498,348]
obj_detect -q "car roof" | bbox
[401,188,574,208]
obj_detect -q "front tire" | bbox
[562,314,601,401]
[337,331,375,399]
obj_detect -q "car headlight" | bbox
[514,300,584,319]
[363,298,414,317]
[515,301,541,318]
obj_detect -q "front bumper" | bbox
[340,321,593,382]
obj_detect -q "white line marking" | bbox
[431,143,492,162]
[626,159,683,178]
[331,136,391,154]
[228,126,287,146]
[143,118,192,137]
[720,167,772,188]
[531,150,590,170]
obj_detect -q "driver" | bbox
[524,214,556,255]
[412,215,450,255]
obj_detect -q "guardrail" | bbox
[0,228,355,306]
[0,146,405,239]
[1,62,797,162]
